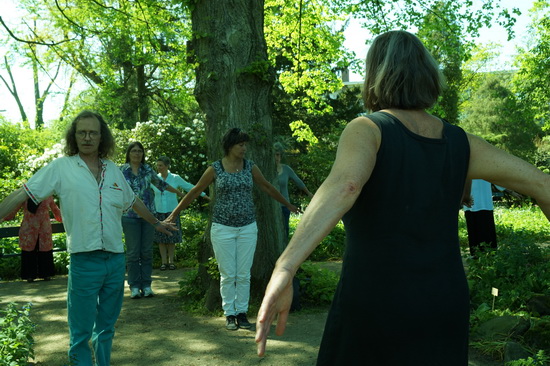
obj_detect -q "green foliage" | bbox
[290,216,346,261]
[176,210,208,264]
[0,303,35,366]
[289,120,318,144]
[507,351,550,366]
[0,122,59,198]
[237,59,271,82]
[178,269,203,303]
[15,0,196,127]
[513,1,550,131]
[265,0,355,117]
[467,229,550,312]
[205,257,220,281]
[418,1,467,124]
[460,72,543,162]
[296,261,339,305]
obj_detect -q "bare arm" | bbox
[0,188,29,222]
[165,184,186,198]
[252,166,300,213]
[132,197,176,234]
[166,167,215,222]
[467,134,550,220]
[255,116,381,356]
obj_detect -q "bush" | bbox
[290,215,346,261]
[296,261,339,305]
[506,351,550,366]
[467,241,550,312]
[0,303,35,366]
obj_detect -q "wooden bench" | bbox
[0,222,65,258]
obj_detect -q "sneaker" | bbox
[225,315,238,331]
[236,313,252,329]
[142,287,154,298]
[130,288,142,299]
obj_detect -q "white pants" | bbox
[211,222,258,316]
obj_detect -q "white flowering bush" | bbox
[25,142,65,173]
[112,115,209,184]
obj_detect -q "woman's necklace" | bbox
[224,158,242,173]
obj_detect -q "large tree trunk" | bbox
[190,0,285,311]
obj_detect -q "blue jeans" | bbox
[68,251,125,366]
[211,222,258,316]
[122,217,154,289]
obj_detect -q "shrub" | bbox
[290,215,346,261]
[506,351,550,366]
[0,303,35,366]
[467,241,550,312]
[296,261,339,305]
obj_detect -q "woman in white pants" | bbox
[167,128,299,330]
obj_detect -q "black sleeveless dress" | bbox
[317,112,470,366]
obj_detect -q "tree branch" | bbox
[0,17,76,46]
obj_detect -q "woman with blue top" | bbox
[152,155,210,270]
[121,142,185,299]
[166,128,300,331]
[273,142,313,239]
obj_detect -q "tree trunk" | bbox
[31,45,44,129]
[190,0,285,311]
[137,64,149,122]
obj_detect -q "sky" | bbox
[0,0,537,125]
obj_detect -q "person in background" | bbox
[273,142,313,239]
[0,110,176,366]
[462,179,498,257]
[152,155,210,270]
[255,30,550,365]
[3,196,62,282]
[121,142,186,299]
[166,128,300,331]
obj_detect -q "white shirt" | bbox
[151,171,205,213]
[463,179,494,212]
[23,155,136,253]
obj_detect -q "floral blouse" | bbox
[4,196,63,251]
[120,163,168,218]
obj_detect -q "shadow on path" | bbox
[1,263,501,365]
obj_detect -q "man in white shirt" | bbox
[0,110,175,366]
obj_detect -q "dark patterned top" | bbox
[211,159,255,227]
[120,163,167,218]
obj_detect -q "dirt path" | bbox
[1,266,501,366]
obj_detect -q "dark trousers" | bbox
[465,210,497,257]
[21,239,55,280]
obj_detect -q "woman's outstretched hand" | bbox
[255,269,294,357]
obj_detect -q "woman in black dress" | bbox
[255,30,550,365]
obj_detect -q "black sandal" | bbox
[169,264,176,270]
[160,264,167,271]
